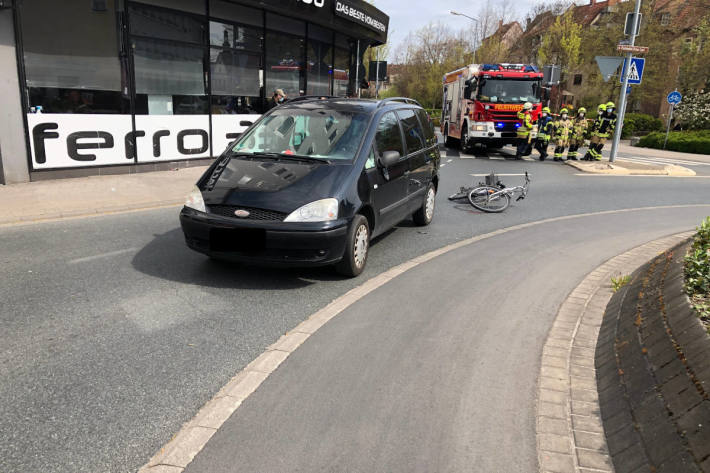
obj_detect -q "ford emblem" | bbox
[234,209,250,218]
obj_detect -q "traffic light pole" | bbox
[609,0,642,163]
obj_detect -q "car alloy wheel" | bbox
[353,224,368,269]
[425,187,435,221]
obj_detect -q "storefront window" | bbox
[129,4,207,115]
[209,20,262,113]
[333,47,350,97]
[265,14,305,99]
[20,0,127,114]
[307,25,333,96]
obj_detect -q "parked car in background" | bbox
[180,96,440,277]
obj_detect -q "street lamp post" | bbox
[451,11,479,61]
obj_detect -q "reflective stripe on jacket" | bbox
[517,110,533,138]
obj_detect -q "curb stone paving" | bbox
[537,231,694,473]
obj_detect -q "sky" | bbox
[374,0,547,59]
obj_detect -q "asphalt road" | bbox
[1,144,709,472]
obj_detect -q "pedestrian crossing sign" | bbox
[619,57,645,85]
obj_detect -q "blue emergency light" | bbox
[515,123,521,128]
[496,122,504,128]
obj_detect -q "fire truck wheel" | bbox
[459,125,469,153]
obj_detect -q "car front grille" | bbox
[207,205,287,221]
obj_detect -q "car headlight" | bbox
[185,185,206,213]
[474,124,487,131]
[284,198,338,222]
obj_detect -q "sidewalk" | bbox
[617,140,710,164]
[0,166,207,226]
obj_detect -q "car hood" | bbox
[200,157,353,213]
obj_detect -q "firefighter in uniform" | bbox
[534,106,553,161]
[552,108,572,161]
[515,102,534,160]
[566,107,588,161]
[584,103,617,161]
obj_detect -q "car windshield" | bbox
[231,108,369,161]
[478,79,541,104]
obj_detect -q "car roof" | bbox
[279,97,422,115]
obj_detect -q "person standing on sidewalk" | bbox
[534,106,554,161]
[584,103,616,161]
[267,89,287,110]
[515,102,534,160]
[552,108,572,161]
[566,107,588,161]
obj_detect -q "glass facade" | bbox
[16,0,383,170]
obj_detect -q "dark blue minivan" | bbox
[180,97,440,276]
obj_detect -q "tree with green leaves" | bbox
[537,9,582,77]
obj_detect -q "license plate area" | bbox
[210,227,265,252]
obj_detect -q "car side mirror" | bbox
[378,150,400,168]
[240,120,253,127]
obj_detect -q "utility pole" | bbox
[609,0,642,163]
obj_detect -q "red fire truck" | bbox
[441,63,543,150]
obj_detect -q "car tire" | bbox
[413,183,436,226]
[335,214,370,277]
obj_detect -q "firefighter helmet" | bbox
[578,107,587,114]
[523,102,533,110]
[598,104,606,112]
[606,101,615,109]
[560,108,569,115]
[542,107,551,114]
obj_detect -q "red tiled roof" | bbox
[571,1,610,26]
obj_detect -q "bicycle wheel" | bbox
[467,186,511,213]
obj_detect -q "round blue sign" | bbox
[667,91,682,105]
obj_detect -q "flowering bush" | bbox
[674,91,710,130]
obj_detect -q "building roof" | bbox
[570,1,611,26]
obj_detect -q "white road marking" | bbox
[446,159,453,163]
[489,157,504,160]
[459,155,476,159]
[68,247,137,264]
[573,173,710,178]
[470,173,526,177]
[621,155,710,167]
[440,164,446,167]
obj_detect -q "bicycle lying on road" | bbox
[448,172,530,213]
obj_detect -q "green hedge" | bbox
[685,217,710,327]
[636,130,710,154]
[621,113,664,139]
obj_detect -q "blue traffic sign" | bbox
[667,91,682,105]
[619,57,645,85]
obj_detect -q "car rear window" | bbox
[415,109,435,146]
[397,109,426,154]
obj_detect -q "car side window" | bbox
[415,109,435,146]
[365,147,376,170]
[397,109,425,155]
[374,111,404,159]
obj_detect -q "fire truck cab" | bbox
[441,63,543,151]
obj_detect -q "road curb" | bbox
[565,159,696,176]
[536,231,694,473]
[138,205,709,473]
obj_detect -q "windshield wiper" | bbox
[276,154,332,164]
[227,151,281,159]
